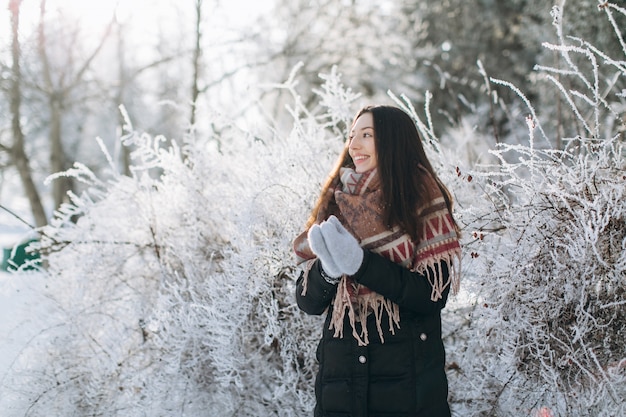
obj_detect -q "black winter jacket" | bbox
[296,250,451,417]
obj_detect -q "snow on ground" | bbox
[0,268,63,417]
[0,220,55,410]
[0,270,54,384]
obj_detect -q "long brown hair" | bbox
[307,105,458,242]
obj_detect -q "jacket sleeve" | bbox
[351,251,450,315]
[296,260,339,315]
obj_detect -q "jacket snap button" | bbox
[420,333,427,341]
[358,355,367,364]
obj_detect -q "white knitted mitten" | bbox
[308,224,343,278]
[308,215,363,277]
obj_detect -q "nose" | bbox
[349,136,360,150]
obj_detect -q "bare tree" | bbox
[36,0,114,209]
[111,14,187,175]
[5,0,47,228]
[189,0,203,128]
[249,0,431,131]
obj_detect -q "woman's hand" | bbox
[307,215,363,278]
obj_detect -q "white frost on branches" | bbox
[446,2,626,415]
[1,2,624,417]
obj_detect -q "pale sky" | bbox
[1,0,271,47]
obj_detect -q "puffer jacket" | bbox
[296,250,451,417]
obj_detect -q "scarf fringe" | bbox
[329,278,401,346]
[413,251,462,302]
[299,260,316,297]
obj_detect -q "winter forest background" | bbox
[1,0,625,416]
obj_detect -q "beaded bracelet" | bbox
[319,264,341,285]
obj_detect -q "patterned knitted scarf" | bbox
[294,167,461,345]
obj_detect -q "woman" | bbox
[293,105,461,417]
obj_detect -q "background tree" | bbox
[189,0,203,129]
[4,0,47,228]
[35,0,115,209]
[247,0,433,131]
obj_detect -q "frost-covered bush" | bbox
[2,3,624,417]
[0,67,360,416]
[445,3,626,416]
[456,133,625,417]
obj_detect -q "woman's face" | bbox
[348,112,377,173]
